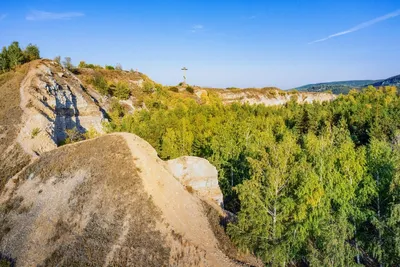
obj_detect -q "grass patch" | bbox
[31,127,40,139]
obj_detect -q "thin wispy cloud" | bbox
[0,14,7,21]
[191,24,204,33]
[309,9,400,44]
[26,10,84,21]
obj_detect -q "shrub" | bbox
[23,44,40,61]
[109,99,126,118]
[31,127,41,139]
[78,61,87,68]
[186,86,194,94]
[62,57,74,70]
[54,56,61,65]
[105,65,115,70]
[143,80,154,93]
[154,83,163,92]
[114,81,131,100]
[92,74,109,95]
[84,126,100,139]
[169,86,179,92]
[62,128,85,145]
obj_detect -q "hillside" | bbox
[295,80,379,94]
[0,59,264,266]
[0,59,336,180]
[0,133,259,266]
[0,59,111,193]
[372,74,400,87]
[3,57,398,266]
[0,63,32,191]
[296,74,400,94]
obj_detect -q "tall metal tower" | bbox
[181,67,188,84]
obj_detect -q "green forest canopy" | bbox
[106,85,400,266]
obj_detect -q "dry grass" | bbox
[0,65,31,193]
[76,68,145,97]
[4,135,171,266]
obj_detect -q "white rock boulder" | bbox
[167,156,224,206]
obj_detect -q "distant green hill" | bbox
[295,80,379,95]
[372,74,400,87]
[296,75,400,95]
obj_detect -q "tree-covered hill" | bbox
[295,80,379,94]
[106,85,400,266]
[372,74,400,87]
[296,75,400,95]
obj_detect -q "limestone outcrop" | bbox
[167,156,224,206]
[201,88,336,106]
[16,59,107,156]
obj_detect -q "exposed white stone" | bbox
[207,89,336,106]
[17,60,106,156]
[167,156,224,206]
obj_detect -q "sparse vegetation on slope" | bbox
[0,63,32,193]
[1,136,170,266]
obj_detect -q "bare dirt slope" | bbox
[0,60,109,193]
[0,133,257,267]
[0,64,32,192]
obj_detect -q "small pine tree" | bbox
[7,41,24,69]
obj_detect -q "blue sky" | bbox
[1,0,399,89]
